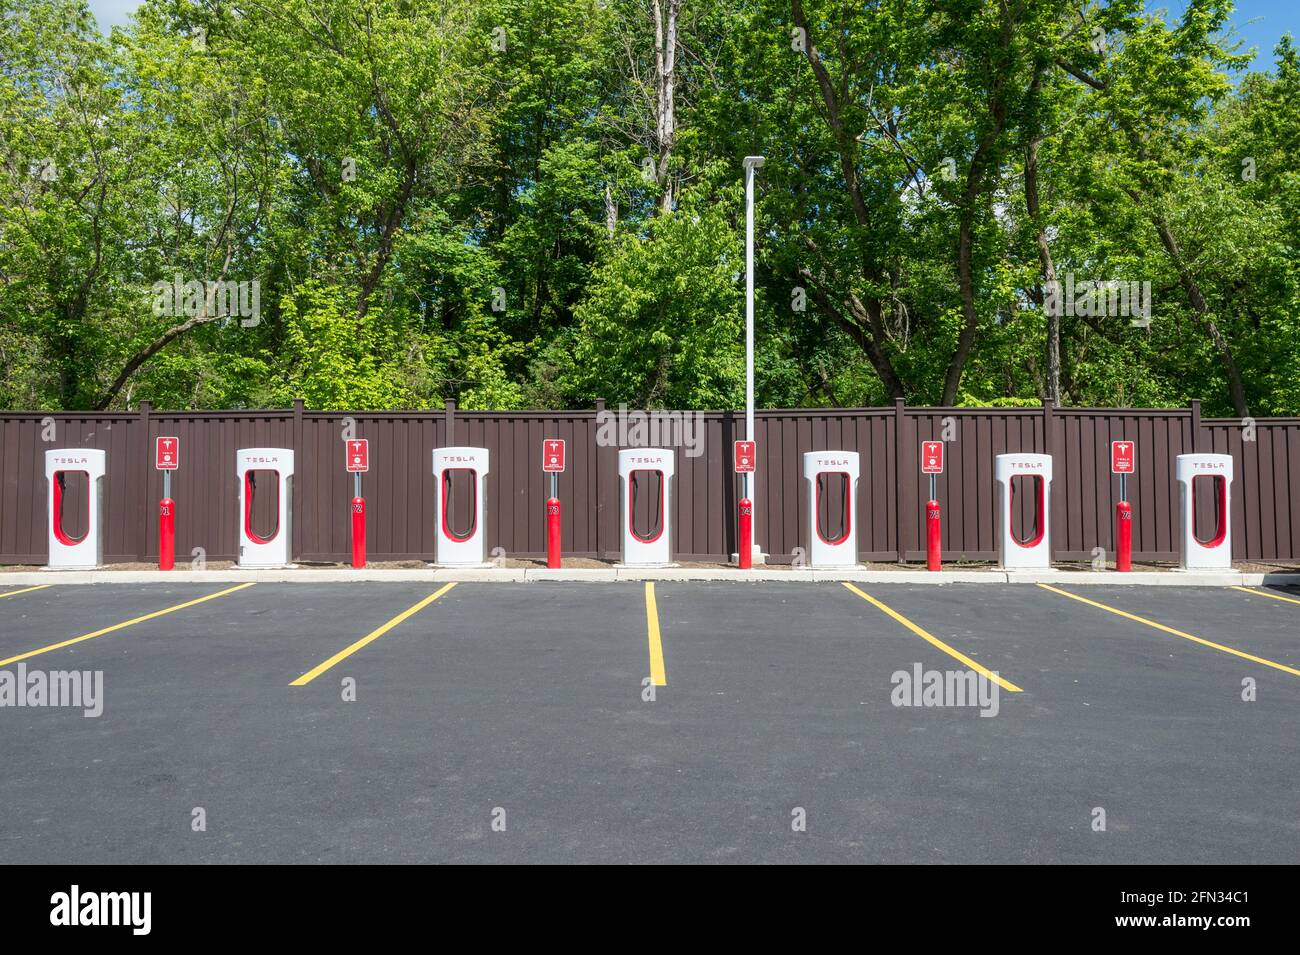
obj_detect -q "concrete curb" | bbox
[3,567,1299,587]
[1244,572,1300,586]
[821,569,1005,584]
[524,568,620,582]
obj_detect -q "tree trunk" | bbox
[798,266,906,400]
[1147,211,1250,416]
[791,0,905,398]
[652,0,679,214]
[604,182,618,237]
[1025,134,1061,404]
[938,14,1012,406]
[96,246,238,410]
[940,119,1003,406]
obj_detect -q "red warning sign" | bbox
[542,438,566,472]
[734,440,756,473]
[346,439,369,472]
[921,440,944,474]
[155,436,180,470]
[1111,440,1135,474]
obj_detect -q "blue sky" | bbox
[86,0,1298,66]
[1181,0,1300,64]
[88,0,136,32]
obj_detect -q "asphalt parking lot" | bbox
[0,580,1297,864]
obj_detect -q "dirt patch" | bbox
[1230,560,1300,574]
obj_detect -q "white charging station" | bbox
[432,446,490,566]
[45,448,106,569]
[236,448,294,567]
[995,452,1053,569]
[801,450,860,568]
[1175,453,1233,571]
[618,448,674,566]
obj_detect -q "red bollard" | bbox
[546,497,562,568]
[1116,500,1132,572]
[738,498,753,569]
[159,498,175,571]
[351,496,366,569]
[926,499,942,572]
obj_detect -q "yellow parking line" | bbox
[645,582,666,686]
[842,583,1022,692]
[0,583,256,667]
[290,583,457,686]
[1038,583,1300,678]
[1230,585,1300,607]
[0,585,51,600]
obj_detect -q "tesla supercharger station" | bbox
[618,448,675,566]
[432,447,490,566]
[1176,453,1234,571]
[802,450,860,568]
[995,453,1053,570]
[45,448,106,569]
[236,448,294,567]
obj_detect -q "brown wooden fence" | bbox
[1,399,1295,565]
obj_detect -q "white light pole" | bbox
[743,155,764,563]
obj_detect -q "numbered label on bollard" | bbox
[156,436,180,470]
[543,439,566,472]
[921,440,944,474]
[1111,440,1135,473]
[734,441,756,473]
[346,439,369,472]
